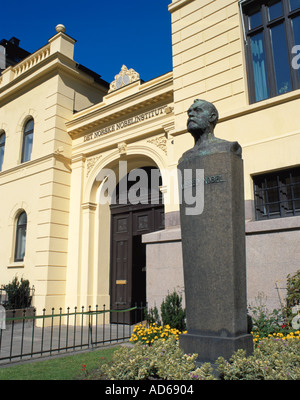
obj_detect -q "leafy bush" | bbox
[144,305,161,326]
[160,290,186,331]
[102,333,300,380]
[286,270,300,309]
[217,336,300,380]
[248,293,288,338]
[285,270,300,326]
[101,336,215,380]
[2,276,32,309]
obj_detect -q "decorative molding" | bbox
[86,155,102,177]
[147,135,167,155]
[108,65,140,93]
[168,0,194,13]
[163,121,175,139]
[81,202,97,211]
[118,142,127,157]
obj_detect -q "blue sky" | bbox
[2,0,173,83]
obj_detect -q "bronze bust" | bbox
[182,99,241,159]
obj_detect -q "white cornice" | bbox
[168,0,194,13]
[0,53,106,103]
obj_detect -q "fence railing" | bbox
[0,303,145,365]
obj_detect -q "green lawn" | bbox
[0,345,119,380]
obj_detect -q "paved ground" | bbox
[0,321,133,366]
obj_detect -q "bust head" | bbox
[187,99,219,144]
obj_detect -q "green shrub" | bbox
[160,290,186,331]
[286,270,300,309]
[101,336,215,380]
[101,334,300,380]
[285,270,300,326]
[144,305,161,326]
[248,293,288,338]
[2,276,32,310]
[217,337,300,380]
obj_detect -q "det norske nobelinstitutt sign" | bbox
[84,105,168,142]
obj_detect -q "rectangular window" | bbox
[253,167,300,220]
[242,0,300,103]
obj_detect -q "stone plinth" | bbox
[178,148,253,363]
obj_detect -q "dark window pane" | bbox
[17,212,27,226]
[249,10,262,29]
[24,119,34,134]
[0,133,5,171]
[0,146,4,171]
[250,32,269,101]
[268,1,283,20]
[22,118,34,163]
[254,168,300,219]
[15,212,27,262]
[293,15,300,45]
[270,23,292,95]
[22,132,33,162]
[290,0,300,11]
[292,16,300,81]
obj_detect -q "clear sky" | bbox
[2,0,173,84]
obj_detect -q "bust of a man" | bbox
[182,99,241,159]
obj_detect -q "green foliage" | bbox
[144,305,161,326]
[285,270,300,324]
[2,276,32,310]
[101,336,215,380]
[217,337,300,380]
[249,293,288,338]
[160,290,186,331]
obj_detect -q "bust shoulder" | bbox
[180,136,242,162]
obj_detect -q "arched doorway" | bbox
[110,166,164,323]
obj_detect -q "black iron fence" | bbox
[0,303,145,365]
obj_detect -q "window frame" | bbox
[242,0,300,103]
[253,167,300,220]
[14,211,27,262]
[21,118,34,163]
[0,131,5,171]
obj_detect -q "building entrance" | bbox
[110,167,164,324]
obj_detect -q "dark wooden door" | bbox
[110,204,164,324]
[110,213,132,323]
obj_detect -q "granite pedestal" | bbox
[178,148,253,363]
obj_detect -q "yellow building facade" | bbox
[1,0,300,316]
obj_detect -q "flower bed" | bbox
[252,329,300,343]
[129,323,187,345]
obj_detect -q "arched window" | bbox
[0,132,5,171]
[21,119,34,163]
[14,211,27,262]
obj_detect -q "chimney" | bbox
[9,37,20,47]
